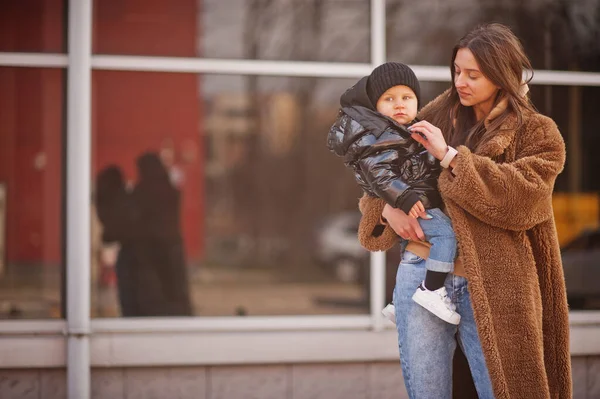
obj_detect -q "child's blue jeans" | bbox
[417,207,456,273]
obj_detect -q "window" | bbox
[90,71,374,317]
[93,0,371,62]
[529,84,600,310]
[0,67,65,319]
[386,0,600,73]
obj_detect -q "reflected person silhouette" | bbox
[133,152,193,316]
[95,165,141,316]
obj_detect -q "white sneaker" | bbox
[412,283,461,325]
[381,303,396,324]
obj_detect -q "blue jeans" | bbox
[419,208,456,273]
[393,250,495,399]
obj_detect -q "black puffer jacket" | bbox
[327,76,443,214]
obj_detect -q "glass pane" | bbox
[91,72,375,317]
[529,84,600,311]
[0,67,64,319]
[0,1,66,53]
[386,0,600,72]
[93,0,370,62]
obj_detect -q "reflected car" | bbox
[561,228,600,309]
[314,211,369,283]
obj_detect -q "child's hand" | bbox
[408,201,430,219]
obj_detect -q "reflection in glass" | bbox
[96,155,192,317]
[0,0,65,53]
[91,72,375,317]
[386,0,600,72]
[530,85,600,311]
[93,0,370,62]
[90,71,600,317]
[0,67,64,319]
[561,228,600,310]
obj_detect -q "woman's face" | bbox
[454,48,499,120]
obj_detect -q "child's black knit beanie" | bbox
[367,62,421,107]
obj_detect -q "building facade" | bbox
[1,0,599,398]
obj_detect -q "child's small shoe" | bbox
[412,282,461,325]
[381,303,396,324]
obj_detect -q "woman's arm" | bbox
[411,118,565,231]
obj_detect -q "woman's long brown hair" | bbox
[420,23,538,151]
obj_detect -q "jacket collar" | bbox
[340,76,376,110]
[475,84,529,157]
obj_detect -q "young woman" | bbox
[358,23,571,398]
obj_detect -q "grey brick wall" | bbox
[0,357,597,399]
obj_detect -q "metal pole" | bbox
[66,0,92,397]
[369,0,387,331]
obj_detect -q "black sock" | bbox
[423,271,448,291]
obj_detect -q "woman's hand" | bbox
[408,120,449,161]
[382,204,425,242]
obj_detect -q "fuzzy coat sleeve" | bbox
[438,116,565,231]
[357,194,399,252]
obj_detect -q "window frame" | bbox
[0,312,599,369]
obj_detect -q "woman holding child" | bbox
[333,23,572,398]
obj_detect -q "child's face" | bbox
[375,85,418,125]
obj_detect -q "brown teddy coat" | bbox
[358,92,572,398]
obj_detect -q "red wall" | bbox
[0,68,63,265]
[0,0,204,264]
[93,0,204,260]
[0,0,64,265]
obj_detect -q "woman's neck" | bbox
[472,100,494,122]
[472,91,501,122]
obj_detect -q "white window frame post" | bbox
[369,0,387,332]
[66,0,93,398]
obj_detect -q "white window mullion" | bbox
[91,55,372,77]
[90,315,374,334]
[66,0,92,398]
[369,0,388,332]
[531,69,600,86]
[1,55,600,87]
[0,52,68,68]
[370,0,386,67]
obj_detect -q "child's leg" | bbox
[418,208,457,290]
[419,208,456,271]
[412,208,459,324]
[424,270,448,291]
